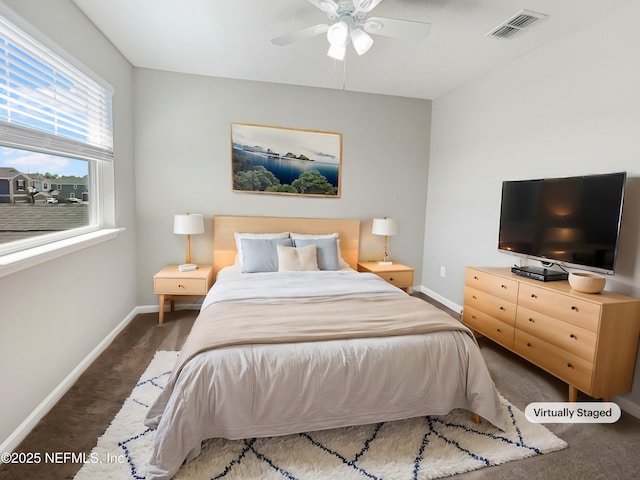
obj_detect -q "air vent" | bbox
[487,9,548,39]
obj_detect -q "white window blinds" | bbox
[0,15,113,162]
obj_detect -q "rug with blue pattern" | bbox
[75,351,567,480]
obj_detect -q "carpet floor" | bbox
[2,296,640,480]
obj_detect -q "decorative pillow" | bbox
[277,244,319,271]
[234,232,289,266]
[241,237,293,273]
[292,236,340,271]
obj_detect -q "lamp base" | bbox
[378,261,393,266]
[178,263,198,272]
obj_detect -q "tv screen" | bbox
[498,172,626,274]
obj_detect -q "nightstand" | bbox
[357,262,414,292]
[153,264,214,325]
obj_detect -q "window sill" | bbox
[0,228,125,279]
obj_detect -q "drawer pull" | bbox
[389,277,394,281]
[571,306,577,311]
[496,328,502,333]
[570,333,576,339]
[528,318,535,323]
[526,342,532,347]
[178,284,184,288]
[472,295,477,299]
[567,363,573,369]
[499,306,505,311]
[530,293,537,299]
[501,284,507,289]
[473,275,479,280]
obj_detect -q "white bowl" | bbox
[568,272,606,294]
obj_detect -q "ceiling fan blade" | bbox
[306,0,339,14]
[271,24,329,46]
[353,0,385,14]
[364,16,432,41]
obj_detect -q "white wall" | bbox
[422,0,640,408]
[0,0,136,447]
[134,69,431,306]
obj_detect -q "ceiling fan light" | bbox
[327,42,346,61]
[351,28,374,55]
[327,21,349,46]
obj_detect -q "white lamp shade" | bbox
[327,21,349,46]
[173,213,204,235]
[351,28,374,56]
[327,42,346,60]
[372,218,398,236]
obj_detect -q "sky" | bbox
[0,145,88,177]
[232,123,341,164]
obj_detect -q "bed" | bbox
[144,215,505,480]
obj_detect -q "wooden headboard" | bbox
[213,215,360,278]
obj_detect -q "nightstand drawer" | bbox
[154,277,208,295]
[376,270,413,287]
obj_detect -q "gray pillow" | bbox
[293,237,340,270]
[241,237,293,273]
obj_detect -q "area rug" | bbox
[75,351,567,480]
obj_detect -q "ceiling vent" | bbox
[487,9,548,39]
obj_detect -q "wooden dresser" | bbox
[463,266,640,402]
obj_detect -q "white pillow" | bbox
[290,233,339,240]
[277,244,319,271]
[290,233,350,269]
[234,232,289,266]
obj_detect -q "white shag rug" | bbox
[75,351,567,480]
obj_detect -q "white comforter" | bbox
[145,270,504,480]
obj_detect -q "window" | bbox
[0,10,114,256]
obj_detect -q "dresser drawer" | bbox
[516,306,596,363]
[464,286,516,326]
[515,330,593,392]
[465,268,518,303]
[518,283,600,332]
[463,306,515,349]
[376,270,413,288]
[154,278,208,295]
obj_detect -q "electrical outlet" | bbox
[440,266,446,278]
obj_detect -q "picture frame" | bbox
[231,123,342,197]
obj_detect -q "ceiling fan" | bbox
[271,0,432,61]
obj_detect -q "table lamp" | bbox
[173,213,204,271]
[372,217,398,265]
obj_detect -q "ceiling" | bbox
[70,0,626,100]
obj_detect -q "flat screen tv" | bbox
[498,172,626,275]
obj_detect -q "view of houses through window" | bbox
[1,11,113,255]
[0,145,90,245]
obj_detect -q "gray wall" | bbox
[0,0,136,446]
[422,0,640,409]
[134,69,431,306]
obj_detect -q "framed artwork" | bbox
[231,123,342,197]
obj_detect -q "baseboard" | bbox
[0,305,143,457]
[416,284,463,314]
[613,395,640,420]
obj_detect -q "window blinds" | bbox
[0,15,113,162]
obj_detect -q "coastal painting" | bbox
[231,123,342,197]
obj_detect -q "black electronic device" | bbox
[498,172,626,275]
[510,266,568,282]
